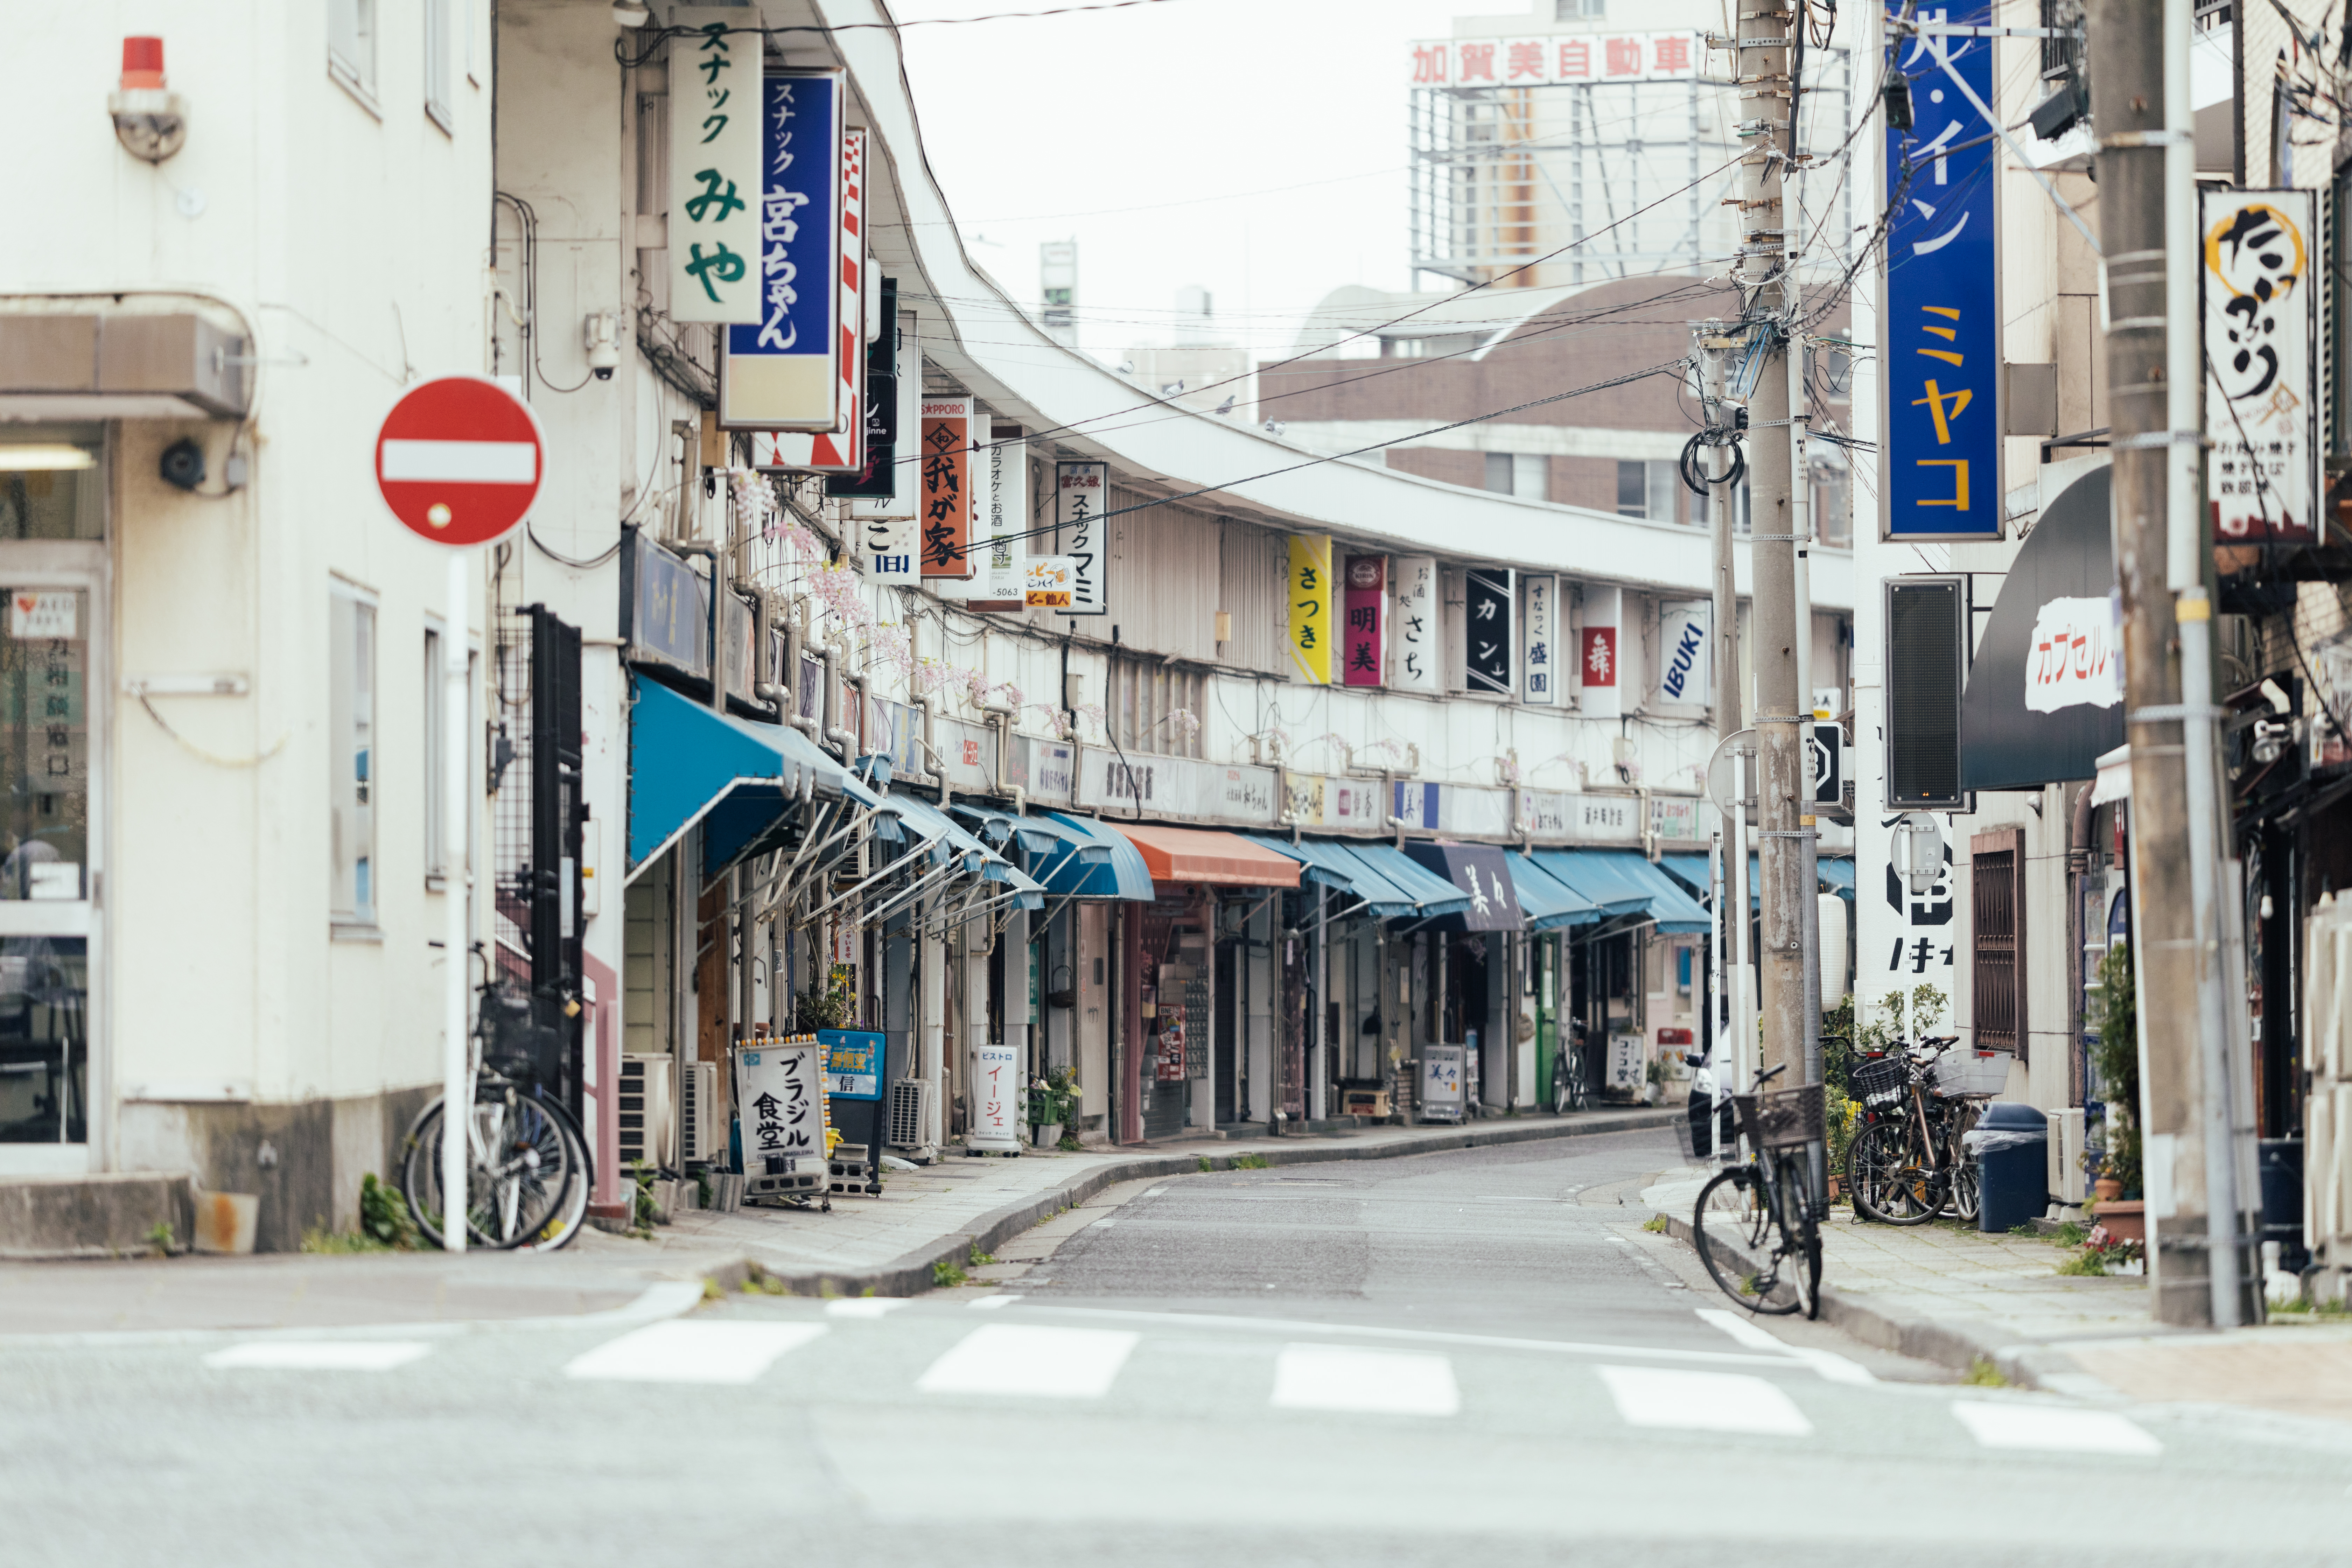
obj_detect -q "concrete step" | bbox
[1,1171,196,1260]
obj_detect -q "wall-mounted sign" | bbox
[720,74,846,427]
[1656,597,1710,707]
[1880,0,2001,541]
[1054,462,1108,615]
[1580,584,1622,719]
[619,527,710,679]
[1522,573,1558,705]
[1464,568,1514,695]
[863,516,917,582]
[1343,554,1386,687]
[668,9,763,325]
[737,114,861,453]
[1026,556,1077,608]
[919,397,975,577]
[1392,554,1438,693]
[819,1028,884,1101]
[1288,536,1333,685]
[2203,188,2317,544]
[1408,32,1702,85]
[1075,749,1279,826]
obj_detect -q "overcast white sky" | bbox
[894,0,1505,362]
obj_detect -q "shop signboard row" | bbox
[1407,32,1707,87]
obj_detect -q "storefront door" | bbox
[0,572,102,1172]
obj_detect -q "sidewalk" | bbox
[1644,1163,2352,1425]
[0,1107,1679,1338]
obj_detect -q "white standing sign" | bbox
[970,1042,1022,1152]
[1522,573,1558,705]
[1054,462,1109,616]
[2203,188,2318,544]
[668,9,762,325]
[1391,554,1439,693]
[735,1036,826,1174]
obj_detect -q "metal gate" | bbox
[493,603,586,1122]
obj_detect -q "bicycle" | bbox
[1553,1048,1592,1114]
[400,978,590,1251]
[1692,1063,1825,1318]
[1847,1036,1980,1226]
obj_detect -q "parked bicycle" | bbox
[1692,1063,1824,1318]
[1847,1036,1984,1226]
[1554,1055,1593,1114]
[400,976,590,1251]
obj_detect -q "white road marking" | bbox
[562,1321,826,1385]
[1599,1365,1814,1436]
[1143,1187,1167,1196]
[995,1304,1793,1367]
[917,1324,1138,1398]
[203,1340,430,1372]
[968,1294,1022,1310]
[1270,1343,1460,1416]
[825,1298,909,1319]
[1953,1400,2161,1455]
[1694,1307,1877,1385]
[1693,1307,1787,1351]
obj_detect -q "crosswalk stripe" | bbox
[1598,1364,1814,1436]
[1952,1400,2161,1455]
[1270,1343,1460,1416]
[563,1321,827,1385]
[203,1340,431,1372]
[825,1298,909,1320]
[916,1323,1138,1398]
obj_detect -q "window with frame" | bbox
[330,589,378,924]
[1108,654,1205,758]
[1970,827,2025,1057]
[329,0,379,106]
[425,0,454,132]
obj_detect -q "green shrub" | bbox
[359,1171,418,1250]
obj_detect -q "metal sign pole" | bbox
[442,549,471,1252]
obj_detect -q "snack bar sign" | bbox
[668,9,762,326]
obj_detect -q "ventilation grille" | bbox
[888,1078,933,1150]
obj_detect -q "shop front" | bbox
[1399,841,1525,1115]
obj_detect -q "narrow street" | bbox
[10,1129,2347,1566]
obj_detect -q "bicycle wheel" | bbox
[1776,1162,1823,1320]
[1693,1168,1800,1315]
[511,1093,590,1252]
[402,1082,575,1249]
[1848,1120,1944,1226]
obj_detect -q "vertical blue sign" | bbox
[1881,4,2001,541]
[719,71,841,432]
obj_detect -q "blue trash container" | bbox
[1970,1102,2049,1233]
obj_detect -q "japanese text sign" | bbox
[1392,554,1437,693]
[819,1028,884,1101]
[2024,595,2121,714]
[734,1036,825,1174]
[1054,462,1108,615]
[918,397,975,577]
[970,1042,1022,1152]
[1579,584,1622,719]
[1343,554,1386,687]
[668,10,762,325]
[721,71,842,428]
[863,516,917,582]
[2203,189,2317,544]
[1288,535,1332,685]
[1522,573,1558,705]
[1026,556,1077,608]
[1881,1,2001,541]
[1464,568,1514,695]
[979,430,1029,604]
[1409,33,1702,85]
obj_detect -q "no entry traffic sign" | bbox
[373,376,545,548]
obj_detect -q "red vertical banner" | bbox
[919,396,973,577]
[1343,554,1386,687]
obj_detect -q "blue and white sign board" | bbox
[1881,2,2001,542]
[720,70,844,432]
[1420,1044,1465,1124]
[820,1028,884,1101]
[735,1036,825,1175]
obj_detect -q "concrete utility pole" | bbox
[1736,1,1809,1097]
[2087,0,2249,1326]
[1707,336,1747,1098]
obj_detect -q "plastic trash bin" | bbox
[1965,1102,2049,1233]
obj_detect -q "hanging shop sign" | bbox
[1025,556,1077,608]
[919,397,976,578]
[1407,32,1702,86]
[1522,572,1558,705]
[826,275,897,496]
[1288,535,1334,685]
[1392,554,1438,693]
[1652,793,1700,845]
[819,1028,884,1101]
[862,516,918,582]
[719,72,846,427]
[1880,0,2001,542]
[618,527,710,680]
[743,122,864,460]
[1463,567,1514,695]
[1343,554,1386,687]
[1054,462,1109,615]
[1656,598,1710,708]
[971,428,1029,609]
[1579,584,1622,719]
[735,1035,826,1174]
[2202,188,2318,544]
[850,306,919,518]
[668,10,763,326]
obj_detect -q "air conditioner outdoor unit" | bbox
[679,1060,718,1164]
[2048,1106,2087,1209]
[619,1054,676,1171]
[888,1078,936,1151]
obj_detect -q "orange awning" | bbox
[1103,822,1302,889]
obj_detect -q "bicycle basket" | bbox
[480,988,564,1087]
[1735,1083,1825,1150]
[1851,1056,1909,1110]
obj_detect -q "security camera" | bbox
[159,437,205,491]
[584,310,621,381]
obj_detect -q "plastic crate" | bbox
[1931,1048,2010,1099]
[1851,1055,1910,1110]
[1734,1083,1825,1150]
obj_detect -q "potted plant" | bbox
[2085,943,2145,1240]
[1031,1064,1082,1149]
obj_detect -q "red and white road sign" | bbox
[373,376,546,548]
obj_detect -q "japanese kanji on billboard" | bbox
[1288,535,1333,685]
[1522,573,1558,706]
[1054,462,1108,615]
[1464,568,1514,695]
[734,1036,825,1174]
[1392,555,1438,693]
[720,70,843,429]
[919,397,975,578]
[669,10,764,326]
[2203,188,2317,546]
[1408,32,1702,85]
[1343,555,1386,687]
[1580,583,1622,719]
[1881,0,2001,542]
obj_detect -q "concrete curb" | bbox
[1654,1207,2109,1394]
[702,1108,1683,1301]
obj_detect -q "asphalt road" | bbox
[9,1127,2351,1567]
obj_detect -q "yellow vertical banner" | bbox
[1287,534,1332,685]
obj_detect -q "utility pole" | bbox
[1735,0,1808,1099]
[1705,332,1750,1099]
[2087,0,2249,1326]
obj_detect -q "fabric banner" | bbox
[1288,535,1333,685]
[1391,554,1438,693]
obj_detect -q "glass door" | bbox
[0,582,96,1166]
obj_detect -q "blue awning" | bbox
[1819,855,1855,899]
[1505,852,1603,930]
[1238,835,1421,919]
[1336,841,1473,919]
[628,675,876,876]
[1530,848,1713,934]
[949,802,1091,861]
[1659,849,1855,908]
[1041,811,1156,902]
